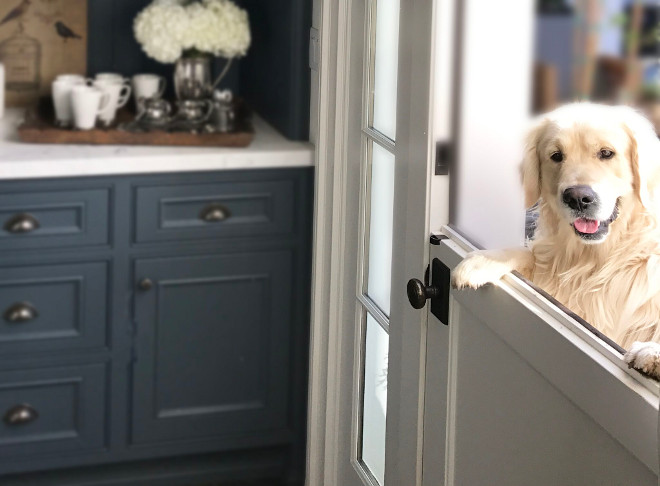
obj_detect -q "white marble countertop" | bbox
[0,109,314,180]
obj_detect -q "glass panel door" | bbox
[360,314,389,483]
[366,141,395,315]
[371,0,400,140]
[356,0,400,484]
[322,0,440,484]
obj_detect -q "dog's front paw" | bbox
[624,341,660,379]
[451,252,511,290]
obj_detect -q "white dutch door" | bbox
[423,2,660,486]
[315,0,660,485]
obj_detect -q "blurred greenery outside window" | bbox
[535,0,659,131]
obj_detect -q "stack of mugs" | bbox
[52,73,167,130]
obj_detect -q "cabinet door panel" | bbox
[132,251,293,444]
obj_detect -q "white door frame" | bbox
[305,0,356,484]
[385,0,439,483]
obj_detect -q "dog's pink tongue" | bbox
[574,218,599,234]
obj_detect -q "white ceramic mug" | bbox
[52,77,87,126]
[71,85,110,130]
[56,74,92,86]
[93,79,132,126]
[95,72,130,85]
[132,74,166,106]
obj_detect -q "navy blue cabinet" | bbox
[132,251,292,444]
[0,262,108,355]
[134,179,295,243]
[0,168,313,486]
[0,188,110,251]
[0,364,107,458]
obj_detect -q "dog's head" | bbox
[522,103,660,244]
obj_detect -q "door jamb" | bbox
[306,0,355,484]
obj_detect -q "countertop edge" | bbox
[0,110,315,180]
[0,149,315,180]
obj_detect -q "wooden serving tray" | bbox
[18,97,254,147]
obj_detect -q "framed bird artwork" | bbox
[0,0,87,107]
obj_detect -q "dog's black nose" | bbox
[562,185,597,212]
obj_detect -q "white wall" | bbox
[450,0,534,249]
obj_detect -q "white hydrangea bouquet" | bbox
[134,0,251,100]
[134,0,251,64]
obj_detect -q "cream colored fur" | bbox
[452,103,660,378]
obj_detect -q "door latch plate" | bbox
[430,258,450,325]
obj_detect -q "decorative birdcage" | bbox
[0,30,41,92]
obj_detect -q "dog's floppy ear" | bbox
[619,106,660,210]
[521,119,547,208]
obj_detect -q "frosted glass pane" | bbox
[361,314,389,485]
[367,143,395,315]
[372,0,401,141]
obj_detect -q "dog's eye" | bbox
[598,149,615,160]
[550,151,564,163]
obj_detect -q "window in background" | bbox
[530,0,659,241]
[534,0,659,132]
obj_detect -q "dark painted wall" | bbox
[239,1,311,141]
[87,0,310,140]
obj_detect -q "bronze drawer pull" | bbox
[3,302,38,323]
[199,204,230,223]
[4,213,40,234]
[4,404,39,426]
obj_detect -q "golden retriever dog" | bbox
[452,103,660,378]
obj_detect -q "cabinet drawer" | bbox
[135,180,294,243]
[0,364,106,460]
[0,189,110,251]
[0,262,108,354]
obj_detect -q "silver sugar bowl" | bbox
[176,99,214,123]
[136,97,173,125]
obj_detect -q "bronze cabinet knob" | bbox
[199,204,230,223]
[4,213,40,234]
[138,278,154,291]
[4,404,39,426]
[3,302,38,323]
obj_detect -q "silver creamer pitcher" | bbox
[211,89,235,133]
